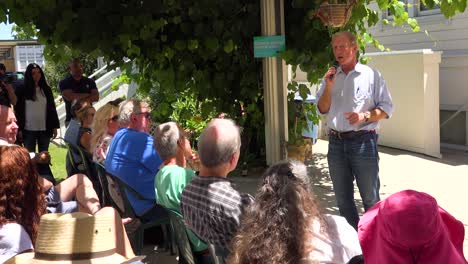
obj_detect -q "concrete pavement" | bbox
[144,139,468,262]
[311,139,468,258]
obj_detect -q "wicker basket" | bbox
[316,2,355,28]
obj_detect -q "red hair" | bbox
[0,145,46,243]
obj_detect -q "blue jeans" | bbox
[23,130,51,152]
[327,131,380,229]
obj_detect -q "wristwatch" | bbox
[364,111,371,122]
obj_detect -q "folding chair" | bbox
[105,171,170,255]
[65,142,103,203]
[166,208,196,264]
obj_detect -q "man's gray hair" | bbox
[118,99,149,126]
[198,118,241,168]
[154,122,181,161]
[332,31,357,46]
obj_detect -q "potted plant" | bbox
[310,0,357,28]
[286,86,319,162]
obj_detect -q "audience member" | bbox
[153,122,210,260]
[229,160,362,264]
[105,99,164,220]
[5,211,139,264]
[0,145,45,263]
[59,59,98,127]
[181,118,254,255]
[0,149,137,264]
[63,98,91,146]
[0,63,17,107]
[358,189,468,264]
[91,100,121,163]
[75,104,95,152]
[0,105,101,214]
[14,63,59,153]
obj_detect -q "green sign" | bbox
[253,35,286,58]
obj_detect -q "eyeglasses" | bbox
[135,112,151,119]
[110,115,119,121]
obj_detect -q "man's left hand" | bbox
[344,112,365,125]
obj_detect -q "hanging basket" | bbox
[315,0,356,28]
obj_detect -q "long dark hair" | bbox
[23,63,50,101]
[229,160,325,264]
[0,145,46,243]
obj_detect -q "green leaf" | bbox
[188,39,199,51]
[223,39,234,53]
[298,84,309,100]
[204,37,219,52]
[174,40,186,51]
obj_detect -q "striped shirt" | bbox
[180,176,254,249]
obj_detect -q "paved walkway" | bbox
[311,139,468,258]
[144,139,468,262]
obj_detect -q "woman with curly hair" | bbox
[90,100,121,163]
[0,145,46,262]
[229,160,362,264]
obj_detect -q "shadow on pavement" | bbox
[306,152,364,216]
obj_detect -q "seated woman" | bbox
[358,189,467,264]
[76,104,96,153]
[0,145,136,263]
[229,160,362,264]
[90,100,121,163]
[0,145,44,263]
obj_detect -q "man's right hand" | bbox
[324,67,337,88]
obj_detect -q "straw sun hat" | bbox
[6,212,143,264]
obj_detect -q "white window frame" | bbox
[417,0,441,16]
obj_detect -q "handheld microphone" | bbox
[329,61,340,80]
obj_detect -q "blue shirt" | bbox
[105,128,163,216]
[317,63,394,132]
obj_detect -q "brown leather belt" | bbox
[329,129,375,140]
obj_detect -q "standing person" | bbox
[14,63,59,152]
[316,31,394,229]
[59,58,99,127]
[0,63,17,107]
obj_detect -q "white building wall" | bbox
[367,3,468,148]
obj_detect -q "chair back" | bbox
[166,209,195,264]
[66,142,102,201]
[93,162,111,207]
[208,244,228,264]
[105,172,137,218]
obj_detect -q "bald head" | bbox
[198,118,241,168]
[0,105,18,143]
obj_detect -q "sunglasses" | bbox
[135,112,151,119]
[110,115,119,121]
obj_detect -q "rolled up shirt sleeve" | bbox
[373,70,394,118]
[315,79,327,115]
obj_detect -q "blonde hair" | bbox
[90,103,119,154]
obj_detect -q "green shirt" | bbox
[154,165,207,252]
